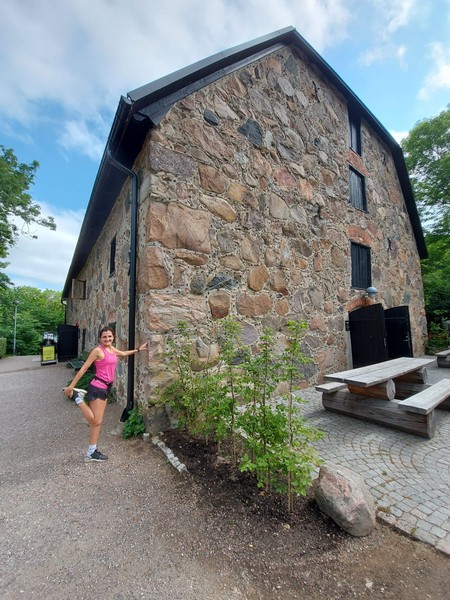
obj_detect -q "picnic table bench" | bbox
[317,357,450,439]
[436,349,450,368]
[67,359,84,371]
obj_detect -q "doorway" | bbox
[348,304,413,368]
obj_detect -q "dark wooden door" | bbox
[349,304,388,368]
[385,306,413,359]
[57,324,79,361]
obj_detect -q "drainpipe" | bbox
[106,150,138,422]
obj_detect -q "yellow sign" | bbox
[42,346,56,362]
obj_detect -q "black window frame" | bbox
[109,235,117,276]
[351,242,372,290]
[349,166,367,211]
[349,110,362,155]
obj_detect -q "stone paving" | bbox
[299,359,450,556]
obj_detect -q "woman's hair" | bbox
[98,326,115,338]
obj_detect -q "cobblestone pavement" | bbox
[300,358,450,556]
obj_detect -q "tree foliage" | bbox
[402,109,450,326]
[401,108,450,234]
[421,233,450,325]
[0,286,64,355]
[0,146,56,286]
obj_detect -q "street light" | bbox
[13,300,19,355]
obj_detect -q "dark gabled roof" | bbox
[62,26,427,298]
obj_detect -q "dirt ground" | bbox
[1,357,448,600]
[161,429,449,600]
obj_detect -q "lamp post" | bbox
[13,300,19,355]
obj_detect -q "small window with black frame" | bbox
[349,166,367,211]
[349,109,362,155]
[109,235,116,276]
[351,242,371,289]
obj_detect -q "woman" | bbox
[64,326,148,462]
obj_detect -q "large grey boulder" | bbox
[315,464,376,537]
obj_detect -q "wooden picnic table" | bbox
[324,357,435,400]
[317,357,450,439]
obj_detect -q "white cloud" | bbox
[390,130,409,143]
[381,0,416,36]
[359,43,408,67]
[4,204,84,290]
[357,0,417,67]
[418,42,450,100]
[0,0,352,159]
[59,119,108,162]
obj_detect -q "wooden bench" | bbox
[315,382,346,393]
[398,379,450,414]
[321,390,437,438]
[320,379,450,439]
[67,359,84,371]
[436,349,450,368]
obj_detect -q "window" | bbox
[109,235,116,275]
[351,242,371,289]
[71,278,86,299]
[349,110,361,155]
[349,167,367,211]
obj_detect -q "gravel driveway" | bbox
[0,357,248,600]
[1,356,449,600]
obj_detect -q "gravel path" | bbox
[0,357,247,600]
[1,356,449,600]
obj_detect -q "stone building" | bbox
[62,27,427,419]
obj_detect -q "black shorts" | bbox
[86,382,109,401]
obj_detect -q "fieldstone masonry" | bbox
[66,45,427,407]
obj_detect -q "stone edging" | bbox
[151,435,189,474]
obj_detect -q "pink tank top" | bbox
[92,345,118,389]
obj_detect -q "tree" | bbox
[420,233,450,326]
[0,146,56,286]
[0,286,64,355]
[401,108,450,234]
[401,109,450,328]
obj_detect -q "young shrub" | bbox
[238,321,323,511]
[122,408,146,439]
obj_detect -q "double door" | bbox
[348,304,413,368]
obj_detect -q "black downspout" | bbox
[106,150,138,422]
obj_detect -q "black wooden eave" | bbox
[62,26,427,299]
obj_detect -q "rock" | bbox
[198,164,226,193]
[315,464,376,537]
[236,293,272,316]
[143,405,171,434]
[147,202,212,254]
[138,246,170,291]
[208,291,231,319]
[149,143,197,178]
[200,194,237,222]
[238,119,263,147]
[247,265,270,291]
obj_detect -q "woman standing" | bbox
[64,326,148,462]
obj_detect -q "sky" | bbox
[1,0,449,291]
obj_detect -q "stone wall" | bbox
[66,44,427,406]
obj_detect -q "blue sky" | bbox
[1,0,449,291]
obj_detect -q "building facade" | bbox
[63,28,427,414]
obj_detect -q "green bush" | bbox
[122,408,146,439]
[0,337,6,358]
[425,322,450,354]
